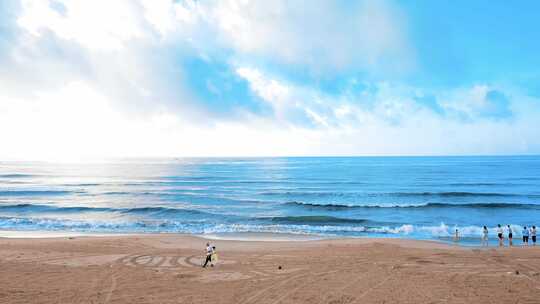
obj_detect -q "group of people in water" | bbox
[479,224,537,247]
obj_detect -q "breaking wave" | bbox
[285,201,540,210]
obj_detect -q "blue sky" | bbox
[403,1,540,90]
[0,0,539,160]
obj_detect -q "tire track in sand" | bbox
[103,272,117,304]
[237,272,310,304]
[267,269,343,304]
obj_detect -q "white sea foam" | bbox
[0,215,535,239]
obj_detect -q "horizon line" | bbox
[2,154,539,163]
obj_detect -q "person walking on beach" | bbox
[481,226,488,247]
[522,226,529,245]
[507,225,513,247]
[531,226,537,246]
[453,229,459,242]
[497,224,504,247]
[202,242,214,268]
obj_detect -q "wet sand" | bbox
[1,234,539,303]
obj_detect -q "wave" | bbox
[102,191,131,195]
[262,190,534,198]
[260,191,354,197]
[361,223,537,238]
[0,216,192,231]
[0,217,529,239]
[284,201,359,210]
[61,183,101,187]
[119,206,208,216]
[0,203,212,216]
[0,174,35,178]
[448,182,505,186]
[392,191,523,197]
[0,204,110,213]
[424,202,540,209]
[285,201,540,210]
[85,191,268,205]
[263,215,368,224]
[0,190,73,196]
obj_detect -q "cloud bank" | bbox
[0,0,539,160]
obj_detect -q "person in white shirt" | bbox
[531,226,537,246]
[481,226,488,247]
[507,225,513,247]
[497,224,504,247]
[202,242,214,268]
[522,226,530,245]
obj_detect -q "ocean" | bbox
[1,156,539,244]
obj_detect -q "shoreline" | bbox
[0,229,523,249]
[0,230,465,252]
[0,229,460,246]
[0,230,325,241]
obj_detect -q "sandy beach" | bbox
[1,234,539,304]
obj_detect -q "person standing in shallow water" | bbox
[522,226,529,245]
[497,224,504,247]
[481,226,488,247]
[202,242,214,268]
[507,225,513,247]
[531,226,537,246]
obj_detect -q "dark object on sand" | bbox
[278,266,282,270]
[515,270,519,275]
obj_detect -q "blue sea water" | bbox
[0,156,539,243]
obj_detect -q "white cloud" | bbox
[177,0,414,72]
[236,67,290,114]
[140,0,177,36]
[0,78,539,160]
[81,0,412,72]
[0,80,337,160]
[234,67,540,155]
[0,0,539,160]
[438,85,514,120]
[18,0,147,51]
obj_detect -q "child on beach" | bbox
[202,242,214,268]
[507,225,513,247]
[211,246,218,265]
[531,226,537,246]
[481,226,488,247]
[497,224,503,247]
[522,226,529,245]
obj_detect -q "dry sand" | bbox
[1,234,539,303]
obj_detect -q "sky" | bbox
[1,0,539,160]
